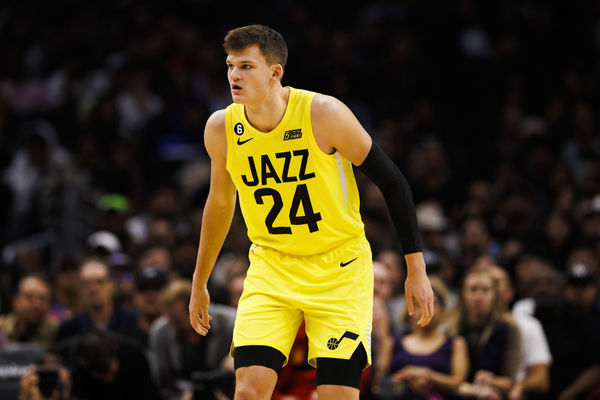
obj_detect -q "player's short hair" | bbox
[224,24,288,67]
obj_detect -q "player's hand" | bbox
[404,253,434,326]
[189,284,212,335]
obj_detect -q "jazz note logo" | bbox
[326,331,359,350]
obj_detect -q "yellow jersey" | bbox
[225,87,364,255]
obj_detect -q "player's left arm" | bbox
[311,94,434,326]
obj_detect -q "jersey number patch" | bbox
[254,184,321,234]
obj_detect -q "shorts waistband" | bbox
[250,233,368,259]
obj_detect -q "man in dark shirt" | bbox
[54,259,138,344]
[531,265,600,399]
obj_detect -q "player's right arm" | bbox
[189,110,237,336]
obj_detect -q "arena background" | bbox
[0,1,599,399]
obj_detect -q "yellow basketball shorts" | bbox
[231,235,373,368]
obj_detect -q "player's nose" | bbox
[229,66,242,80]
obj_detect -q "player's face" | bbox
[226,45,277,105]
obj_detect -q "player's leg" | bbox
[231,245,303,399]
[233,346,286,400]
[300,236,373,400]
[234,366,277,400]
[315,344,367,400]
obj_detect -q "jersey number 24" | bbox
[254,184,321,234]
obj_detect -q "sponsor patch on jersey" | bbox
[283,129,302,141]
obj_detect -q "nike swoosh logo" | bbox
[340,257,357,267]
[237,137,254,145]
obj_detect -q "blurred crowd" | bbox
[1,0,599,399]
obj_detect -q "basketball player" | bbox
[189,25,434,400]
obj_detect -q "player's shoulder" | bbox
[311,93,345,113]
[204,109,227,159]
[205,109,227,134]
[310,93,351,124]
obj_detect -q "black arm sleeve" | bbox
[358,141,422,255]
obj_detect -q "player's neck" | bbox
[244,85,289,133]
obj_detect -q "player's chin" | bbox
[231,93,245,104]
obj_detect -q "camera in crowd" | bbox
[36,364,63,399]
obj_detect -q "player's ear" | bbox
[271,64,283,81]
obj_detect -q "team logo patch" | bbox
[327,331,359,350]
[283,129,302,140]
[234,123,244,135]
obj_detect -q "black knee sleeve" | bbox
[316,344,367,389]
[233,345,286,375]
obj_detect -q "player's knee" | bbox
[235,365,278,400]
[317,384,360,400]
[234,381,260,400]
[234,373,273,400]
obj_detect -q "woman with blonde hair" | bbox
[376,277,469,399]
[451,268,522,399]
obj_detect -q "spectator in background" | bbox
[2,121,70,241]
[115,69,164,137]
[460,181,494,222]
[19,360,73,400]
[149,279,235,399]
[378,278,468,400]
[375,251,408,337]
[566,245,599,277]
[561,264,600,398]
[458,216,501,270]
[0,275,57,349]
[126,185,180,246]
[137,244,174,277]
[86,230,122,259]
[451,268,522,399]
[1,243,45,305]
[131,267,167,349]
[563,263,600,317]
[415,201,449,252]
[512,255,549,307]
[146,217,177,248]
[375,250,404,298]
[529,264,600,399]
[477,264,550,400]
[98,141,144,199]
[370,262,396,392]
[172,236,200,279]
[409,136,458,214]
[422,250,459,308]
[223,258,247,308]
[52,329,158,400]
[374,261,394,303]
[106,252,135,310]
[54,258,137,344]
[49,257,81,323]
[94,194,132,248]
[577,195,600,248]
[537,212,575,270]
